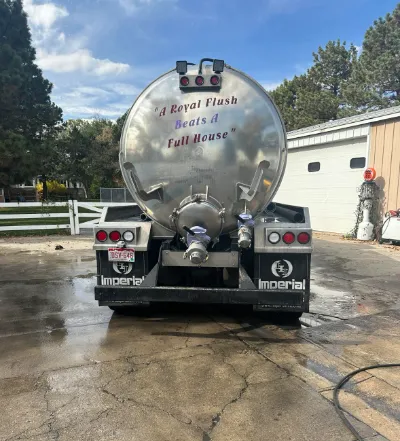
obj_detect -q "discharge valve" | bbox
[183,226,211,265]
[236,214,254,249]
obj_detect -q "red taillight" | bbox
[109,231,121,242]
[195,76,204,86]
[96,230,107,242]
[282,232,295,244]
[297,232,310,244]
[180,76,189,86]
[210,75,220,85]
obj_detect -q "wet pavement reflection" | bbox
[0,238,399,440]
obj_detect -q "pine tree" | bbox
[309,40,358,100]
[270,40,358,131]
[344,3,400,110]
[0,0,62,195]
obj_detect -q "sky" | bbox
[22,0,400,121]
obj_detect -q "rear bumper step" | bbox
[95,285,308,311]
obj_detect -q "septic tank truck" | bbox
[93,58,312,318]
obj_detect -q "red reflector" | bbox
[364,167,376,182]
[96,230,107,242]
[109,231,121,242]
[180,76,189,86]
[282,232,295,244]
[297,232,310,244]
[210,75,220,85]
[195,76,204,86]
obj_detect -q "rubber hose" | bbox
[334,363,400,440]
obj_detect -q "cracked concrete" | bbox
[104,353,246,431]
[0,237,399,440]
[212,377,355,441]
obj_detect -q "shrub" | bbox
[36,180,67,200]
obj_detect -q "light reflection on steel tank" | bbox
[120,64,287,239]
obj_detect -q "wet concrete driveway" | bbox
[0,236,399,441]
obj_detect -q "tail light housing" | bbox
[210,75,220,85]
[195,76,204,86]
[123,230,134,242]
[282,232,295,244]
[268,232,280,244]
[180,76,189,86]
[297,232,310,244]
[96,230,107,242]
[109,231,121,242]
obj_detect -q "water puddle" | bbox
[310,282,357,319]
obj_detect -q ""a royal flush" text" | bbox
[158,96,237,117]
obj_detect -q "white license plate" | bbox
[108,248,135,262]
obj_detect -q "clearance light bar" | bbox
[177,58,224,90]
[268,231,311,245]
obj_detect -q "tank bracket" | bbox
[123,162,164,202]
[237,160,270,202]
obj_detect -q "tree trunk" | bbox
[42,175,48,201]
[4,186,11,202]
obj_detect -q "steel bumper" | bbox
[95,285,309,311]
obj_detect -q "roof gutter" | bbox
[287,111,400,140]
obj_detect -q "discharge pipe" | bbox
[274,205,304,223]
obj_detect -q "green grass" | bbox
[0,206,68,214]
[0,205,94,214]
[0,229,70,238]
[0,218,69,227]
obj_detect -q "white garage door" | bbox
[274,137,368,234]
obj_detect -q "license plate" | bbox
[108,248,135,262]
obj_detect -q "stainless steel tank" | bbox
[120,61,287,241]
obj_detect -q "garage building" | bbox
[274,106,400,234]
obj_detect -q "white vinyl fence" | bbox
[0,201,135,235]
[72,201,136,234]
[0,202,74,233]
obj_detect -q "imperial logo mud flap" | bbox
[258,279,306,290]
[100,275,144,286]
[96,250,147,288]
[254,253,310,292]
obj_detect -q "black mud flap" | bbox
[253,253,311,312]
